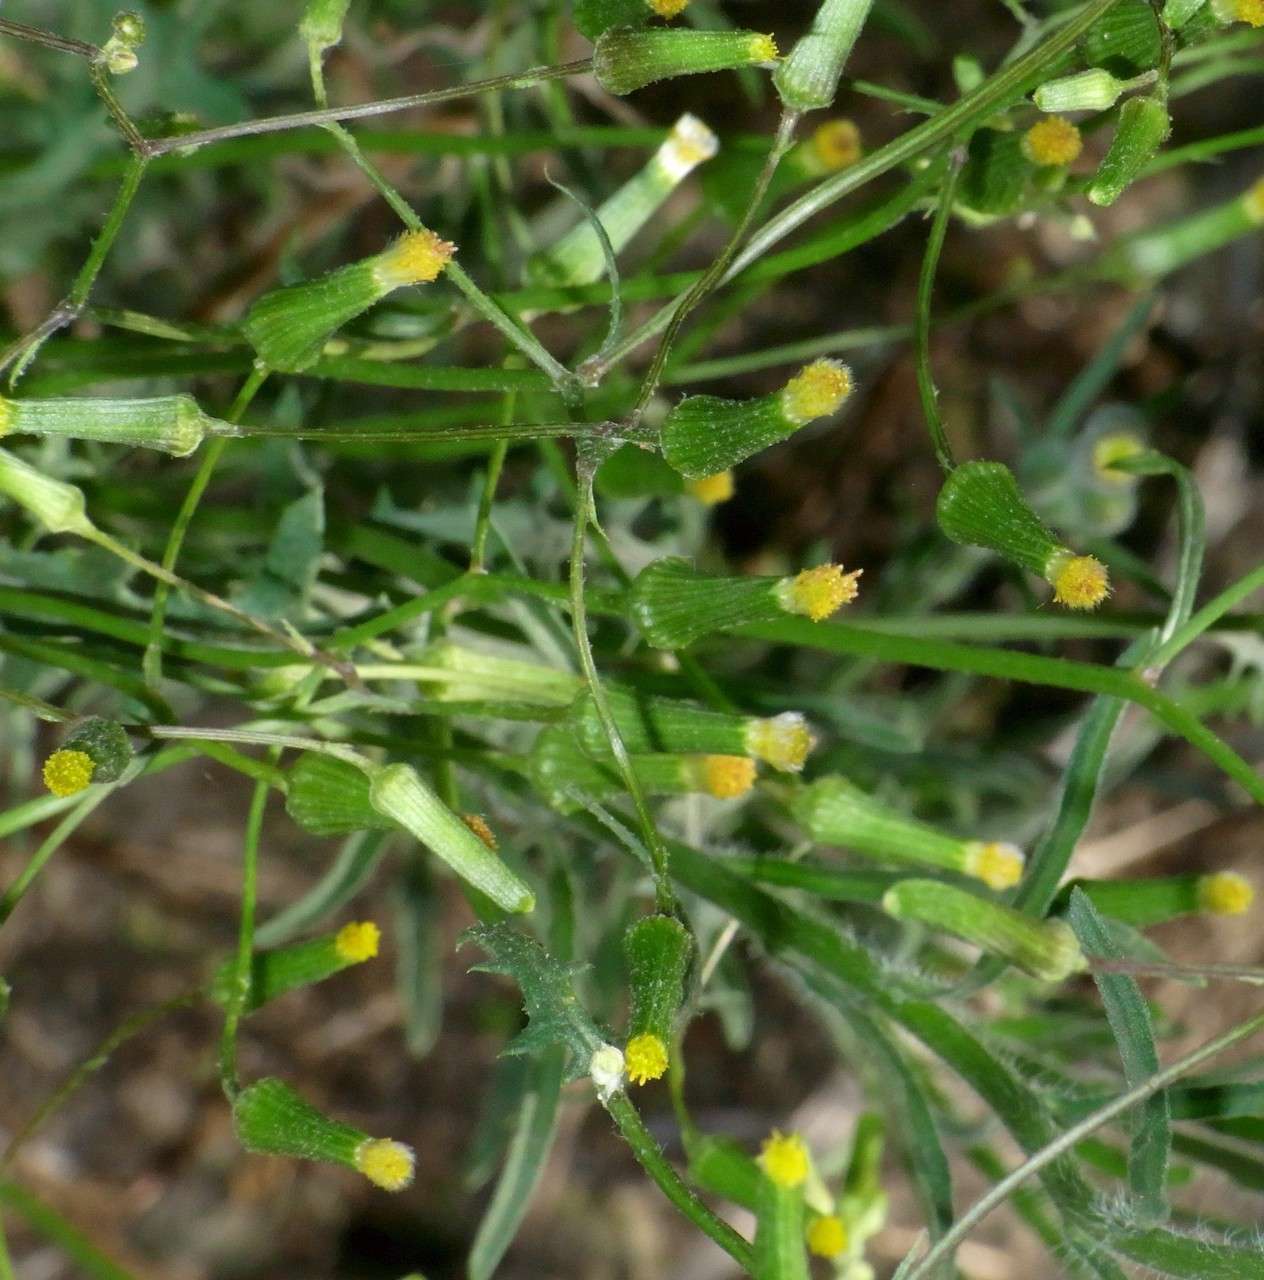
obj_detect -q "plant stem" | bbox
[0,16,98,58]
[897,1009,1264,1280]
[141,60,595,158]
[143,366,268,685]
[604,1091,754,1273]
[914,145,965,473]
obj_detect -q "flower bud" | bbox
[300,0,353,54]
[1033,69,1152,114]
[1197,871,1254,916]
[530,114,718,286]
[368,762,535,913]
[0,394,222,457]
[755,1131,811,1280]
[99,11,145,74]
[791,119,863,177]
[1222,0,1264,24]
[589,1043,626,1102]
[791,777,1025,890]
[571,688,816,772]
[233,1077,414,1190]
[623,914,692,1085]
[660,359,853,480]
[686,471,735,505]
[629,556,861,649]
[936,461,1110,610]
[773,0,875,111]
[286,752,395,837]
[759,1130,810,1189]
[593,27,778,96]
[1057,871,1254,925]
[416,640,581,706]
[649,0,690,16]
[60,716,132,784]
[806,1214,847,1258]
[0,447,97,537]
[42,750,96,797]
[242,229,455,372]
[1088,94,1170,207]
[210,921,380,1012]
[883,879,1086,981]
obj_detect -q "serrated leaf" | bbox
[463,922,604,1080]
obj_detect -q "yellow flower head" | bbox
[811,120,862,172]
[1048,553,1110,610]
[1244,176,1264,225]
[1237,0,1264,26]
[806,1213,848,1258]
[686,471,735,506]
[462,813,498,850]
[748,33,779,63]
[759,1130,810,1188]
[42,748,95,797]
[701,754,757,799]
[1022,116,1083,167]
[964,841,1025,891]
[1198,871,1254,917]
[354,1138,415,1191]
[335,920,381,964]
[625,1032,669,1085]
[745,712,815,773]
[0,396,13,437]
[1092,431,1146,485]
[648,0,689,17]
[375,229,456,287]
[780,359,854,426]
[778,563,862,622]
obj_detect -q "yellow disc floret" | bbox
[759,1130,810,1188]
[375,229,456,287]
[806,1214,848,1258]
[1092,431,1146,485]
[1198,871,1254,916]
[749,33,779,63]
[1244,176,1264,225]
[1022,116,1083,167]
[964,841,1025,891]
[354,1138,416,1191]
[42,748,95,797]
[648,0,689,17]
[778,563,863,622]
[625,1032,669,1085]
[462,813,498,850]
[812,120,862,172]
[745,712,814,773]
[686,471,735,506]
[0,396,14,437]
[1047,552,1110,610]
[335,920,381,964]
[780,359,854,426]
[1236,0,1264,26]
[701,754,757,799]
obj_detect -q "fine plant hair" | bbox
[1,1,1264,1278]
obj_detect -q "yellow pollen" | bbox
[1049,553,1110,610]
[780,360,854,425]
[462,813,498,849]
[759,1130,810,1189]
[0,396,14,437]
[1244,176,1264,224]
[648,0,689,16]
[701,755,757,799]
[806,1214,848,1258]
[781,563,862,622]
[377,229,456,286]
[686,471,735,506]
[42,748,95,797]
[335,920,381,963]
[812,120,862,171]
[1092,431,1146,485]
[624,1033,669,1085]
[1198,872,1254,916]
[745,712,814,773]
[354,1138,415,1191]
[1237,0,1264,25]
[1022,116,1083,167]
[749,33,779,63]
[965,841,1025,891]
